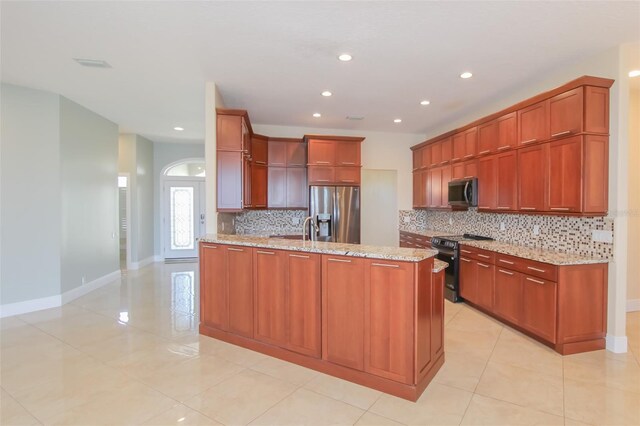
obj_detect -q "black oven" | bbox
[434,247,457,302]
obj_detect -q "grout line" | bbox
[471,325,503,394]
[0,385,44,425]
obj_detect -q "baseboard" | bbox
[61,270,122,304]
[129,256,155,270]
[154,255,164,262]
[0,294,62,318]
[627,299,640,312]
[605,334,628,353]
[0,270,122,318]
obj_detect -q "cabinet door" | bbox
[452,132,465,162]
[548,137,582,212]
[495,151,517,210]
[200,244,228,330]
[308,140,335,165]
[268,141,287,166]
[287,252,321,357]
[267,167,287,208]
[243,159,252,208]
[584,86,610,134]
[441,137,452,164]
[518,144,547,212]
[478,121,498,155]
[217,115,243,151]
[430,142,442,167]
[421,171,430,208]
[413,149,423,171]
[452,162,465,180]
[227,246,253,337]
[251,165,268,208]
[464,127,478,158]
[522,276,557,343]
[286,141,307,167]
[322,256,365,370]
[475,261,494,310]
[459,257,476,303]
[335,167,361,185]
[252,137,268,165]
[549,88,583,138]
[286,168,308,208]
[254,249,287,347]
[308,166,335,184]
[463,160,478,179]
[335,142,360,166]
[217,151,243,211]
[494,268,523,325]
[429,168,441,208]
[518,100,549,145]
[365,260,414,384]
[413,172,423,208]
[440,166,451,208]
[422,145,432,169]
[477,156,497,210]
[497,112,517,151]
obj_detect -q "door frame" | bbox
[160,158,206,260]
[118,172,132,270]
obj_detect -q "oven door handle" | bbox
[435,249,455,257]
[463,181,470,205]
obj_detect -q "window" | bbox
[165,161,205,177]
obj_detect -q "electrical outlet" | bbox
[292,218,301,225]
[403,216,411,224]
[81,276,86,285]
[592,230,613,243]
[500,222,506,231]
[533,225,540,235]
[449,217,453,225]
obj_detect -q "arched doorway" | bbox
[161,159,206,260]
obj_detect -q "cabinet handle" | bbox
[257,250,275,255]
[478,150,490,154]
[521,207,536,210]
[496,206,510,210]
[478,254,490,259]
[479,206,491,209]
[255,161,267,165]
[498,269,514,275]
[550,207,570,211]
[526,277,545,284]
[527,266,546,273]
[289,254,310,259]
[497,145,511,151]
[328,258,352,263]
[204,245,218,249]
[460,249,472,254]
[316,179,330,182]
[315,161,331,164]
[451,157,461,161]
[341,162,356,165]
[498,259,514,265]
[478,262,490,268]
[464,176,474,179]
[372,263,400,268]
[461,258,471,263]
[440,161,448,165]
[521,138,537,144]
[340,179,355,183]
[228,247,244,252]
[464,154,474,158]
[551,130,572,137]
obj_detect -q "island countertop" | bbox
[200,234,438,262]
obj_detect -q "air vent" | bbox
[73,58,112,68]
[346,116,364,121]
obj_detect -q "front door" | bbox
[164,180,205,259]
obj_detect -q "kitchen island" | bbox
[199,234,445,401]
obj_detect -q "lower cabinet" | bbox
[227,247,254,338]
[287,252,321,357]
[254,249,288,346]
[459,257,476,302]
[521,276,557,343]
[475,261,494,310]
[494,268,523,325]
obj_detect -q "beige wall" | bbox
[628,89,640,305]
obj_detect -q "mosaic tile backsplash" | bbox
[399,209,614,259]
[224,210,309,236]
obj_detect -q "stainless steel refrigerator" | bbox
[309,186,360,244]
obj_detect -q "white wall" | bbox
[135,135,154,262]
[118,134,138,262]
[628,88,640,307]
[1,83,62,304]
[204,82,224,233]
[153,142,205,256]
[59,97,119,293]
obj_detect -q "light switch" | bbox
[533,225,540,235]
[592,230,613,243]
[500,222,506,231]
[292,218,301,225]
[403,216,411,224]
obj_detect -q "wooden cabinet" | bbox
[430,141,442,166]
[478,121,498,155]
[251,165,268,208]
[522,276,557,343]
[459,257,476,303]
[286,140,307,167]
[584,86,610,134]
[464,127,478,158]
[441,137,452,164]
[254,249,287,346]
[549,88,583,139]
[477,156,497,210]
[287,252,321,357]
[335,141,361,166]
[335,167,361,185]
[583,135,609,213]
[217,114,246,151]
[547,136,582,212]
[440,166,451,208]
[518,100,549,145]
[494,268,523,325]
[496,151,518,210]
[308,166,335,184]
[428,168,441,208]
[200,244,228,330]
[322,256,365,370]
[422,145,432,168]
[227,246,254,338]
[268,140,287,166]
[306,137,364,185]
[364,260,414,384]
[518,144,547,212]
[475,261,494,310]
[286,168,307,208]
[217,151,243,211]
[452,132,465,162]
[307,139,335,165]
[497,112,517,151]
[413,147,424,171]
[452,159,477,180]
[252,135,268,165]
[413,172,423,208]
[268,167,287,208]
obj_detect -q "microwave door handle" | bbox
[463,181,470,204]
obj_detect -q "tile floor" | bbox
[1,262,639,425]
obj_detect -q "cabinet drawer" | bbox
[494,253,557,281]
[458,246,494,263]
[308,166,335,184]
[335,167,361,185]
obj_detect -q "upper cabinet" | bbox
[217,110,254,211]
[252,135,268,166]
[307,139,336,166]
[410,76,613,215]
[335,141,361,166]
[267,138,307,209]
[306,136,365,185]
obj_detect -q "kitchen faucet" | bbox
[302,216,318,242]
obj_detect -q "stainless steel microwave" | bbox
[448,178,478,207]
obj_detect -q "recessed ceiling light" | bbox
[394,119,402,123]
[338,53,352,62]
[629,70,640,78]
[321,91,332,97]
[460,72,473,79]
[313,113,321,118]
[73,58,112,68]
[173,127,184,131]
[420,100,431,106]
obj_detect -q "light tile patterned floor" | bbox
[1,262,639,425]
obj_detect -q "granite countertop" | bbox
[399,228,456,238]
[433,259,448,273]
[201,234,438,262]
[459,240,609,266]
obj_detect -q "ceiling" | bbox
[2,1,639,144]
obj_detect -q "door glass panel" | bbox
[170,186,195,250]
[171,271,195,316]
